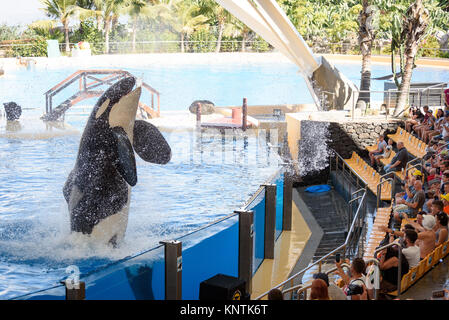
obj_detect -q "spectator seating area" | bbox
[344,152,393,201]
[387,127,428,158]
[386,218,449,296]
[363,206,393,260]
[340,105,449,298]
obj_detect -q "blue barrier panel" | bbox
[13,285,66,300]
[275,173,284,240]
[180,215,239,300]
[16,245,166,300]
[245,189,265,274]
[83,246,165,300]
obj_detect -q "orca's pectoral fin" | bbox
[133,120,172,165]
[63,170,75,203]
[112,127,137,186]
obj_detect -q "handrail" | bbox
[376,177,393,210]
[255,169,367,300]
[43,69,161,118]
[283,263,351,299]
[405,163,424,183]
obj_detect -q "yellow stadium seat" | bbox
[417,259,427,280]
[441,240,449,259]
[387,272,410,296]
[424,251,437,273]
[408,266,419,285]
[434,244,444,262]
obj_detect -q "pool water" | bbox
[0,57,448,299]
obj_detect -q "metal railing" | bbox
[2,39,449,57]
[372,241,404,298]
[255,153,368,299]
[319,83,447,120]
[290,263,351,299]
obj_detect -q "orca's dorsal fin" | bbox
[133,120,171,165]
[112,127,137,186]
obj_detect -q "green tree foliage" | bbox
[5,0,449,57]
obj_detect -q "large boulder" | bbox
[189,100,215,115]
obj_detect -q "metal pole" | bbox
[236,209,254,295]
[242,98,248,131]
[63,281,85,300]
[263,184,277,259]
[196,102,202,127]
[397,246,402,296]
[159,240,182,300]
[283,171,293,231]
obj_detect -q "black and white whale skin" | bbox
[63,77,171,246]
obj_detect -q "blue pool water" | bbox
[0,57,448,299]
[1,59,448,112]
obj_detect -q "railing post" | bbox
[263,184,277,260]
[196,102,202,126]
[242,98,248,132]
[283,171,293,231]
[160,240,182,300]
[45,93,49,114]
[397,245,402,296]
[63,281,85,300]
[236,209,254,295]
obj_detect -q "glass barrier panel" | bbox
[178,214,239,300]
[275,173,284,240]
[82,245,166,300]
[245,189,265,274]
[13,285,66,300]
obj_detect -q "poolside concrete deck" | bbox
[250,192,312,299]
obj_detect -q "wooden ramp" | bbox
[42,70,161,121]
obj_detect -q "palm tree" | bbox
[357,1,378,106]
[170,0,209,53]
[195,0,233,52]
[393,0,429,115]
[40,0,78,53]
[123,0,167,53]
[77,0,126,53]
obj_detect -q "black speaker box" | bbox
[199,274,249,300]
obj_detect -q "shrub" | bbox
[11,37,47,57]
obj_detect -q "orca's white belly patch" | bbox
[89,187,131,245]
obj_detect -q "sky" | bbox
[0,0,49,26]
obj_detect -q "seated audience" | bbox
[335,258,367,300]
[312,272,346,300]
[393,180,425,223]
[309,279,330,300]
[417,214,437,259]
[369,134,387,167]
[268,288,284,300]
[435,212,448,246]
[383,141,408,174]
[377,245,409,298]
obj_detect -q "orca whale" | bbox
[63,77,171,246]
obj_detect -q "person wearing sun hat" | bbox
[441,193,449,215]
[416,214,437,259]
[412,169,423,182]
